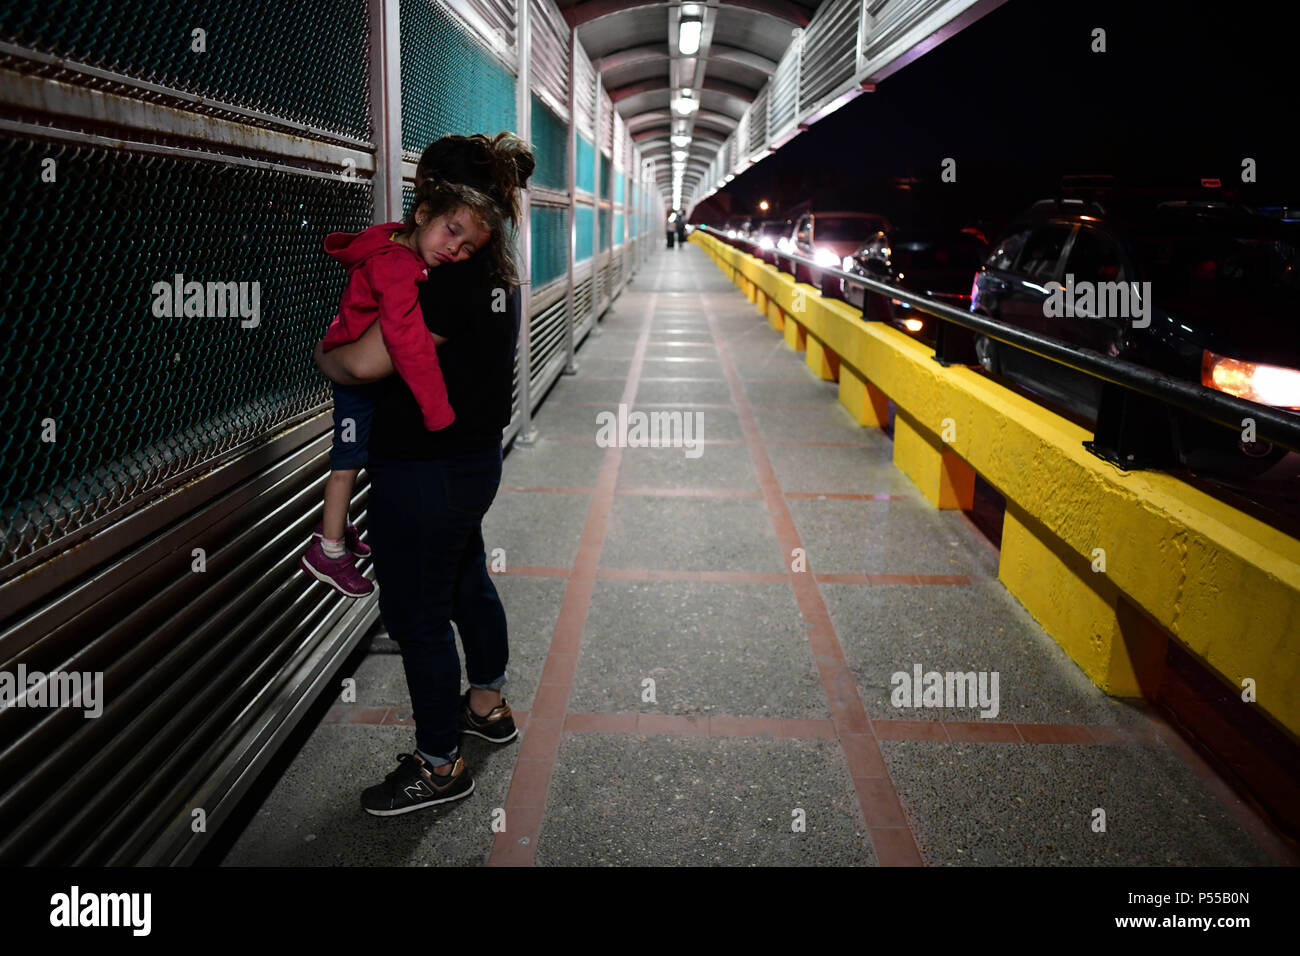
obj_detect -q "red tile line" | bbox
[699,290,927,866]
[485,288,660,867]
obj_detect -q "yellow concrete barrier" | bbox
[696,231,1300,741]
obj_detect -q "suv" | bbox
[971,196,1300,477]
[786,210,891,288]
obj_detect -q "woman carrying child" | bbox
[314,132,536,815]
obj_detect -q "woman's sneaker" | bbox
[312,522,371,558]
[361,752,474,816]
[459,690,518,744]
[300,540,375,598]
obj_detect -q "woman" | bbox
[314,132,536,815]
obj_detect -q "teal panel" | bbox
[599,207,611,250]
[401,0,517,155]
[530,206,568,286]
[614,173,624,205]
[576,206,594,261]
[614,212,624,245]
[576,136,595,193]
[530,95,568,190]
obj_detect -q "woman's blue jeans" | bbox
[366,445,508,765]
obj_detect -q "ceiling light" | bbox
[672,92,698,115]
[673,151,689,161]
[671,134,691,148]
[678,18,703,56]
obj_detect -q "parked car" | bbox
[753,219,794,264]
[784,210,891,288]
[840,227,988,343]
[970,195,1300,477]
[723,217,753,240]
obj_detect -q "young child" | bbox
[301,179,500,597]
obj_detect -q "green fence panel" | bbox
[401,0,517,158]
[0,0,370,139]
[530,205,568,286]
[530,95,568,191]
[576,135,595,194]
[576,206,594,261]
[0,138,372,565]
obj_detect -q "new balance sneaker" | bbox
[300,540,375,598]
[361,752,474,816]
[459,690,519,744]
[313,521,371,558]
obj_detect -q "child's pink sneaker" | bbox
[313,522,371,558]
[300,540,375,598]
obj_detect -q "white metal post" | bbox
[592,75,602,316]
[514,0,538,445]
[564,27,579,375]
[368,0,403,223]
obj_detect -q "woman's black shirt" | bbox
[367,257,520,459]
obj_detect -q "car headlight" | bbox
[813,247,840,268]
[776,238,791,252]
[1202,350,1300,408]
[759,237,774,250]
[841,256,855,272]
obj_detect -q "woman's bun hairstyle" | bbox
[417,131,536,233]
[414,131,538,287]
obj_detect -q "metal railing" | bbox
[702,226,1300,463]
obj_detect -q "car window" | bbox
[1131,223,1300,322]
[813,216,886,243]
[1065,227,1127,282]
[986,229,1031,271]
[1013,224,1073,280]
[895,236,987,272]
[796,217,811,246]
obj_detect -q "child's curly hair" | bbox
[416,131,537,286]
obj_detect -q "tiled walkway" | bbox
[223,243,1292,867]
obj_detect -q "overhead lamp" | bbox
[672,151,689,162]
[678,16,703,56]
[671,134,691,148]
[672,91,699,115]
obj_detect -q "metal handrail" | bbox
[699,225,1300,456]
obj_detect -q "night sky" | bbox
[696,0,1297,232]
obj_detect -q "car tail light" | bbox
[1202,350,1300,409]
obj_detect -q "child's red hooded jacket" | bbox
[319,222,454,430]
